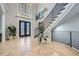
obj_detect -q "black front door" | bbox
[19,21,31,37]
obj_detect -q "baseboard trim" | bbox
[53,41,79,52]
[72,47,79,52]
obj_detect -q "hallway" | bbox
[0,37,79,56]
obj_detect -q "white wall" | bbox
[52,31,70,44]
[54,14,79,31]
[6,3,17,28]
[36,3,50,13]
[0,14,2,33]
[5,3,17,39]
[31,4,38,38]
[5,3,37,40]
[16,4,37,39]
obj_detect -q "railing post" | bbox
[70,31,72,47]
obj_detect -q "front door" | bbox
[19,21,31,37]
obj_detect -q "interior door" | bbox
[19,21,31,37]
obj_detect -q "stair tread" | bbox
[48,24,50,26]
[64,3,68,6]
[52,19,55,21]
[54,16,58,18]
[50,22,53,23]
[57,12,62,15]
[60,8,65,11]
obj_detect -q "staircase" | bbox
[41,3,76,42]
[43,3,75,30]
[35,3,75,42]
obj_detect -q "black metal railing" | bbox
[52,31,79,50]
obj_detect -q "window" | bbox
[18,3,31,16]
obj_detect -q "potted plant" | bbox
[37,22,47,43]
[7,25,16,39]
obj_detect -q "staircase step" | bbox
[57,12,62,15]
[54,16,58,18]
[50,20,54,23]
[64,3,68,6]
[48,24,50,26]
[60,8,65,11]
[51,19,55,21]
[50,22,53,23]
[52,19,55,21]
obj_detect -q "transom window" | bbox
[18,3,31,16]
